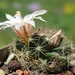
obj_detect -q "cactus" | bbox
[15,27,73,73]
[0,10,74,74]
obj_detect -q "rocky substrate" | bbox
[0,60,74,75]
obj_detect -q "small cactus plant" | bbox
[0,10,74,74]
[15,27,73,73]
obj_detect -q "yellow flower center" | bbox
[18,21,25,24]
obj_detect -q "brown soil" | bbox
[0,60,74,75]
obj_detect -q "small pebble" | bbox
[23,71,30,75]
[0,69,5,75]
[1,65,9,74]
[8,60,21,71]
[16,69,23,74]
[65,71,73,75]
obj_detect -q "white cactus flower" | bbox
[0,10,47,30]
[0,10,47,45]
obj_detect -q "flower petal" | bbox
[24,10,47,21]
[14,23,22,30]
[6,14,15,21]
[0,21,10,26]
[35,16,46,22]
[14,11,22,21]
[31,10,47,18]
[0,21,17,29]
[26,20,35,27]
[0,25,12,30]
[23,14,31,21]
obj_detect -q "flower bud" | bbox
[49,30,62,47]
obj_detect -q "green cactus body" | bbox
[16,40,25,51]
[29,33,52,58]
[15,28,73,73]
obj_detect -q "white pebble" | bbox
[0,69,5,75]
